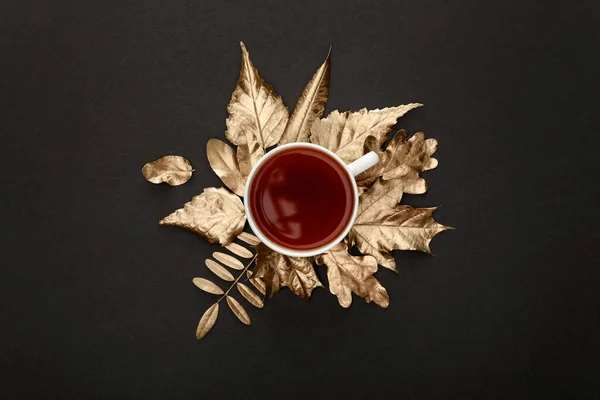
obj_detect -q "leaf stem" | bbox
[216,254,258,304]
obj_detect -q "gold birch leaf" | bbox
[253,243,323,300]
[227,295,251,325]
[236,143,252,179]
[196,303,219,340]
[356,130,438,194]
[348,179,451,272]
[279,48,331,145]
[159,187,245,246]
[316,242,389,308]
[237,283,264,308]
[205,259,235,282]
[237,232,261,246]
[192,278,224,295]
[142,155,193,186]
[206,139,246,197]
[310,104,423,163]
[213,252,245,270]
[246,270,267,295]
[225,242,254,259]
[225,42,289,161]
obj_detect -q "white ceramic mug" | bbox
[244,143,379,257]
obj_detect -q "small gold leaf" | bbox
[348,179,451,272]
[205,259,235,281]
[159,187,246,246]
[316,242,389,308]
[192,278,224,295]
[142,155,193,186]
[279,48,330,145]
[225,42,289,168]
[227,295,251,325]
[247,270,266,295]
[206,139,246,197]
[310,104,422,163]
[225,242,254,259]
[237,232,261,246]
[196,303,219,340]
[253,244,322,300]
[213,252,244,270]
[356,130,438,194]
[237,283,264,308]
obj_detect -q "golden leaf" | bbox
[279,48,331,145]
[227,295,251,325]
[348,179,451,272]
[206,139,246,197]
[310,104,422,163]
[253,244,323,300]
[246,270,266,295]
[356,130,438,194]
[225,42,289,167]
[236,143,252,178]
[159,187,245,246]
[142,155,193,186]
[192,277,224,295]
[237,232,261,246]
[237,283,264,308]
[316,242,389,308]
[196,303,219,340]
[205,259,235,282]
[213,252,244,270]
[225,242,253,259]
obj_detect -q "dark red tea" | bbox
[248,147,355,250]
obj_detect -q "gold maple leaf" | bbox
[347,179,450,272]
[252,243,323,300]
[316,242,389,308]
[309,104,422,163]
[159,187,246,245]
[225,42,289,168]
[356,130,438,194]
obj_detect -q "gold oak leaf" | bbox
[142,155,193,186]
[356,130,438,194]
[206,139,246,197]
[253,243,323,300]
[159,187,246,246]
[279,48,331,145]
[316,242,389,308]
[225,42,289,167]
[348,179,450,272]
[310,104,423,163]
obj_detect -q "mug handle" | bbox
[347,151,380,177]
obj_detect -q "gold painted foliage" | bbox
[348,179,451,273]
[316,242,389,308]
[194,232,265,339]
[146,42,452,340]
[159,187,245,246]
[309,104,422,163]
[225,42,289,168]
[356,130,438,194]
[252,243,323,300]
[142,155,193,186]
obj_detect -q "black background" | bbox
[2,1,599,398]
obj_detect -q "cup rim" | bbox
[243,143,359,258]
